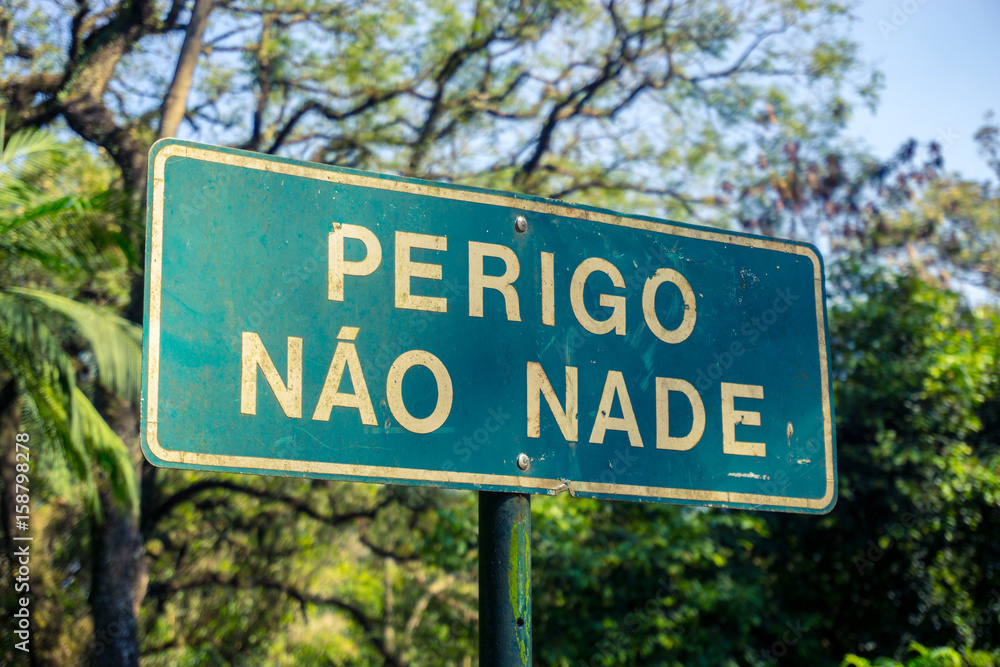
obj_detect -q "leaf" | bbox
[0,288,139,518]
[7,287,143,404]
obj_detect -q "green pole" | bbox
[479,491,531,666]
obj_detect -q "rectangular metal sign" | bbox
[141,139,837,513]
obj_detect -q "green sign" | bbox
[141,139,836,513]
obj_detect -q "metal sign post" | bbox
[479,491,531,666]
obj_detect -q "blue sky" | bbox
[848,0,1000,181]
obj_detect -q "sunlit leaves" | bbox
[7,288,142,403]
[0,125,140,518]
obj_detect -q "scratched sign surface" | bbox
[141,139,837,513]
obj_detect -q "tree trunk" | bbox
[89,488,144,667]
[0,379,24,665]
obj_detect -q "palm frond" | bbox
[72,384,139,512]
[6,287,143,404]
[0,116,140,274]
[0,121,64,173]
[0,292,139,517]
[0,174,49,211]
[0,298,99,515]
[0,193,88,236]
[0,290,77,392]
[0,187,139,274]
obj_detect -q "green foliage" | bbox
[749,269,1000,664]
[0,121,138,279]
[57,0,871,221]
[140,476,480,666]
[9,287,143,404]
[841,642,1000,667]
[533,496,770,666]
[0,123,140,516]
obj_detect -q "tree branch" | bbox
[158,0,214,138]
[147,478,392,530]
[147,573,403,667]
[263,88,405,155]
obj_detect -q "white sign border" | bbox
[144,140,836,511]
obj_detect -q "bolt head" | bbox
[514,215,527,233]
[516,453,530,470]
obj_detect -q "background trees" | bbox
[1,0,998,665]
[1,0,874,201]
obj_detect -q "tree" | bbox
[0,125,143,664]
[726,114,1000,297]
[768,270,1000,661]
[138,478,481,666]
[532,495,771,666]
[1,0,874,200]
